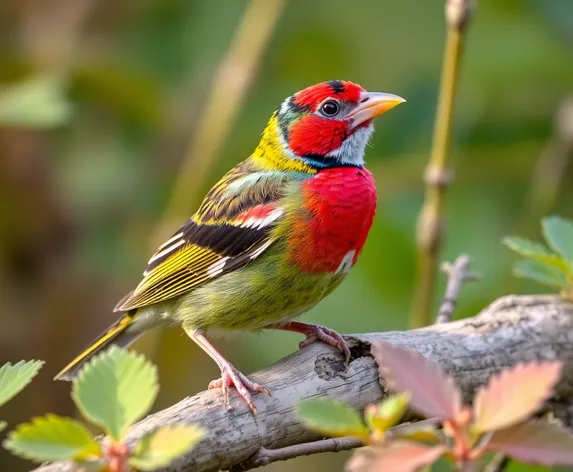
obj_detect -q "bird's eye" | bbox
[320,100,340,117]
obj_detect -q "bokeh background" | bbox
[1,0,572,470]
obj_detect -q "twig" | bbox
[228,436,362,471]
[484,453,510,472]
[411,0,476,328]
[435,254,479,324]
[33,295,573,472]
[230,416,442,471]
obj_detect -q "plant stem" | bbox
[135,0,286,363]
[229,437,362,471]
[484,454,510,472]
[153,0,286,243]
[410,0,475,328]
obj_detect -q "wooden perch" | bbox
[35,295,573,472]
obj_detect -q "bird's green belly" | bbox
[166,248,344,333]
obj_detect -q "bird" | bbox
[55,80,405,413]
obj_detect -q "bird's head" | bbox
[256,80,405,171]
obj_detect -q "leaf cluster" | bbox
[297,341,573,472]
[3,347,203,471]
[504,216,573,299]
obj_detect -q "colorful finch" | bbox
[56,81,405,413]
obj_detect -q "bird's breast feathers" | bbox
[285,166,377,274]
[115,164,375,312]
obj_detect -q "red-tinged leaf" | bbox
[472,361,562,433]
[487,421,573,466]
[372,341,462,420]
[346,441,446,472]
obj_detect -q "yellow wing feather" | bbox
[114,159,288,313]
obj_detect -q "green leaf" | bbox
[543,216,573,263]
[0,75,73,128]
[391,422,442,443]
[0,360,44,407]
[129,424,204,471]
[296,398,369,439]
[365,393,410,434]
[3,414,100,462]
[513,259,569,290]
[72,346,159,440]
[503,237,553,258]
[487,421,573,465]
[503,237,569,272]
[0,421,6,432]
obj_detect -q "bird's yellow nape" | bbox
[252,114,317,174]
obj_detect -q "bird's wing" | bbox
[115,165,288,312]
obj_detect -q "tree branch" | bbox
[34,295,573,472]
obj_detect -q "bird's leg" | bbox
[186,331,269,414]
[265,321,351,363]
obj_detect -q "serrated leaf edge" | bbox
[71,346,159,440]
[0,360,44,407]
[3,414,99,463]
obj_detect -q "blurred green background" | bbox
[0,0,572,470]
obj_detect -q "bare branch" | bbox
[229,436,362,471]
[229,416,442,470]
[33,295,573,472]
[435,254,479,324]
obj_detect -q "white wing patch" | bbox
[206,256,230,277]
[249,239,274,259]
[203,238,275,280]
[335,250,356,275]
[239,207,284,229]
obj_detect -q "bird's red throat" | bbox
[287,166,377,274]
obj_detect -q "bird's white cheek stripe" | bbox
[335,250,356,275]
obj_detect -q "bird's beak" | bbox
[347,92,406,129]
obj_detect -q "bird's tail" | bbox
[54,312,141,381]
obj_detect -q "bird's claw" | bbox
[209,366,270,414]
[299,325,351,363]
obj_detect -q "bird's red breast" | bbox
[287,167,377,274]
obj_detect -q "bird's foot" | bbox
[298,324,351,363]
[208,365,270,414]
[265,321,351,363]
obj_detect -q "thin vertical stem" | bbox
[153,0,286,245]
[410,0,475,328]
[522,96,573,225]
[137,0,286,367]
